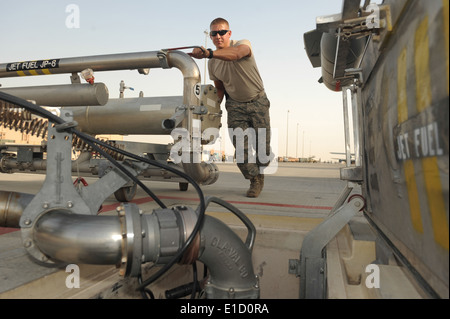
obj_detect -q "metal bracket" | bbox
[70,72,81,84]
[193,105,208,115]
[19,110,144,265]
[345,68,364,87]
[342,82,363,170]
[339,4,392,41]
[55,120,78,132]
[291,192,365,299]
[20,110,92,265]
[138,68,150,75]
[157,50,171,69]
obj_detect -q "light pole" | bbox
[296,123,299,158]
[302,131,305,158]
[286,110,290,159]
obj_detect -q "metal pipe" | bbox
[162,107,187,130]
[0,83,109,106]
[351,85,362,167]
[33,210,123,264]
[0,50,200,131]
[1,155,218,185]
[64,96,182,135]
[342,86,352,166]
[1,157,192,182]
[0,191,34,228]
[0,51,163,78]
[199,215,259,299]
[182,160,219,185]
[166,51,201,136]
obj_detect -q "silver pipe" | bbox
[33,210,122,264]
[167,51,201,135]
[0,50,200,131]
[0,191,34,228]
[64,96,182,135]
[1,158,92,175]
[182,160,219,185]
[0,83,109,106]
[351,85,362,167]
[342,87,352,166]
[1,157,219,185]
[0,51,163,78]
[0,50,200,104]
[1,157,188,181]
[162,107,187,130]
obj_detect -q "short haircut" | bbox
[210,17,229,28]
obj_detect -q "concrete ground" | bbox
[0,161,354,299]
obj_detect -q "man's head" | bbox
[210,17,231,49]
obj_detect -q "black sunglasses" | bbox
[210,30,229,36]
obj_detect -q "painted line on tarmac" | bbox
[0,197,331,235]
[99,195,333,214]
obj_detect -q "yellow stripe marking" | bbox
[29,70,39,76]
[17,71,26,76]
[42,69,52,75]
[415,17,432,112]
[397,48,409,123]
[398,47,423,233]
[403,161,423,233]
[414,16,449,250]
[422,157,449,250]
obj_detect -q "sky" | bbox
[0,0,369,162]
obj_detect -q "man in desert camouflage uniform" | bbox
[191,17,272,197]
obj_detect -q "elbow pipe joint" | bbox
[182,161,219,186]
[198,215,260,299]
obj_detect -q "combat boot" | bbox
[246,174,264,198]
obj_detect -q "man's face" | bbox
[210,23,231,49]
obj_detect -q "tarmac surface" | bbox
[0,161,348,221]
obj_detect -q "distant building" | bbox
[0,127,43,145]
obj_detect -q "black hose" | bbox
[191,262,198,299]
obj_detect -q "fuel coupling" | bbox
[117,203,260,299]
[116,203,200,277]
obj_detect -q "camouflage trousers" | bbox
[225,92,272,179]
